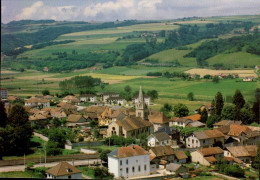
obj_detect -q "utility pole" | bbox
[24,153,26,170]
[0,53,3,101]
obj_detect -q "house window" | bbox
[192,139,194,144]
[203,140,205,143]
[68,175,71,179]
[132,167,135,173]
[126,168,128,174]
[120,160,122,165]
[138,166,141,172]
[126,159,128,165]
[196,140,198,143]
[144,165,147,171]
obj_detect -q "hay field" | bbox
[185,68,257,77]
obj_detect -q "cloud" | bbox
[7,0,260,23]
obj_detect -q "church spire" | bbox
[138,86,144,103]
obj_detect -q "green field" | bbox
[207,51,260,66]
[0,171,44,178]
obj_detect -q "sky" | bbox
[1,0,260,24]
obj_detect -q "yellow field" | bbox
[185,68,257,77]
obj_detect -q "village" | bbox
[0,84,259,179]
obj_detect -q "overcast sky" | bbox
[1,0,260,24]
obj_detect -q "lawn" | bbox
[0,171,44,178]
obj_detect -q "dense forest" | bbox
[121,21,255,65]
[185,30,260,66]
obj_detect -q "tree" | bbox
[7,104,33,155]
[0,101,7,127]
[238,108,254,124]
[52,118,61,128]
[187,92,194,101]
[147,90,158,100]
[206,114,219,128]
[99,149,112,164]
[161,103,173,113]
[200,108,208,123]
[215,92,224,116]
[212,76,220,83]
[173,103,189,117]
[221,105,235,120]
[255,88,260,100]
[46,141,62,156]
[124,85,131,93]
[42,89,50,96]
[48,128,67,148]
[232,90,245,110]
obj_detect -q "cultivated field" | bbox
[185,68,258,77]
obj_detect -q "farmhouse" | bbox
[149,146,175,165]
[66,114,88,128]
[169,117,192,128]
[166,163,188,177]
[79,94,97,102]
[46,161,82,179]
[213,120,242,128]
[147,132,171,147]
[183,114,201,121]
[224,145,257,164]
[25,97,50,108]
[57,102,77,115]
[62,95,79,104]
[198,104,214,116]
[186,129,225,148]
[186,121,206,128]
[191,147,224,166]
[108,145,150,179]
[106,96,125,105]
[101,92,119,101]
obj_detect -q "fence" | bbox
[0,154,98,167]
[65,140,103,150]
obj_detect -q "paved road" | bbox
[0,159,101,172]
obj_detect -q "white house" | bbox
[108,145,150,179]
[101,92,119,102]
[106,96,125,105]
[45,161,82,179]
[25,97,50,108]
[133,95,151,105]
[186,129,225,148]
[147,132,171,147]
[169,117,192,127]
[79,94,97,102]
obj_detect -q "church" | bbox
[107,86,154,138]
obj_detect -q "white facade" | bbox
[186,134,224,148]
[79,96,97,102]
[170,120,192,128]
[25,101,50,108]
[46,173,82,179]
[147,136,170,147]
[108,155,150,178]
[191,151,223,166]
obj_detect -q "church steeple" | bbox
[136,86,148,119]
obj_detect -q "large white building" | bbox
[108,145,150,179]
